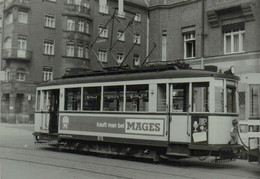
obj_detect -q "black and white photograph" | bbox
[0,0,259,178]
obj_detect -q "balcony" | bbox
[4,0,30,11]
[2,48,32,61]
[64,3,91,19]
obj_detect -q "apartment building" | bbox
[0,0,148,123]
[148,0,260,123]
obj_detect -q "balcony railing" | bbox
[4,0,29,10]
[2,48,32,61]
[64,3,91,16]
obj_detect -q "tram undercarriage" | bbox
[34,133,243,163]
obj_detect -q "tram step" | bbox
[166,152,190,156]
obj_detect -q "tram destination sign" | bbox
[59,115,165,136]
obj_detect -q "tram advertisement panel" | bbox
[191,115,208,143]
[59,115,165,136]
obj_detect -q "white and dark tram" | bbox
[33,64,243,162]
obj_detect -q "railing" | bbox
[2,48,32,60]
[64,3,91,16]
[5,0,29,9]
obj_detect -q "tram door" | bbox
[48,89,59,133]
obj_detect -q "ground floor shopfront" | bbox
[0,81,36,123]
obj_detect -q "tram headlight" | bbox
[224,66,236,75]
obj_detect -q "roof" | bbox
[38,66,239,87]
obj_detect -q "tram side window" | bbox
[192,83,209,112]
[172,84,189,112]
[83,87,101,111]
[103,86,124,111]
[157,84,166,111]
[227,85,236,113]
[126,84,149,111]
[65,88,81,110]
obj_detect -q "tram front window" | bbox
[172,84,189,112]
[103,86,124,111]
[227,85,236,113]
[250,85,260,117]
[126,84,149,111]
[192,83,209,112]
[36,90,41,111]
[43,90,51,111]
[215,80,224,112]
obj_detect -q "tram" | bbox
[33,63,243,162]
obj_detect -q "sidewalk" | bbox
[0,122,34,133]
[0,122,35,149]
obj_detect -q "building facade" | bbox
[0,0,148,123]
[148,0,260,124]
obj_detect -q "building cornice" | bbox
[148,0,200,11]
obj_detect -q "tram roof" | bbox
[38,66,239,87]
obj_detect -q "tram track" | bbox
[0,145,257,179]
[0,145,195,179]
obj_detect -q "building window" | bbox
[86,22,89,33]
[67,0,73,4]
[99,0,109,14]
[4,37,12,56]
[118,0,125,18]
[16,68,26,81]
[45,14,55,28]
[5,68,10,81]
[43,40,54,55]
[4,37,12,49]
[99,26,108,38]
[77,45,84,58]
[98,49,107,62]
[116,52,124,64]
[162,30,167,61]
[67,18,75,31]
[85,47,89,59]
[224,30,245,54]
[133,33,141,44]
[67,43,75,57]
[18,36,27,58]
[134,12,141,22]
[43,66,53,82]
[78,20,84,32]
[184,31,196,59]
[18,10,28,24]
[133,54,140,66]
[6,12,13,24]
[18,36,27,50]
[117,30,125,41]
